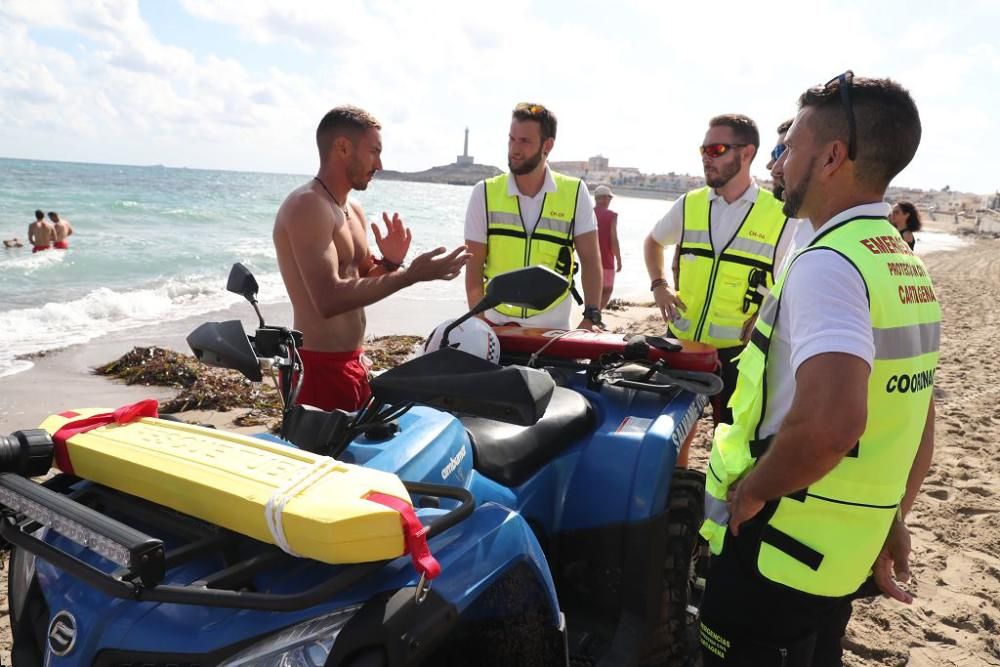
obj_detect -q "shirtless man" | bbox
[28,210,54,252]
[50,212,74,249]
[273,105,469,412]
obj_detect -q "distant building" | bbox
[588,155,609,170]
[456,127,475,166]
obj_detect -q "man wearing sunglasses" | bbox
[769,118,815,278]
[643,114,794,426]
[464,103,603,330]
[700,75,938,667]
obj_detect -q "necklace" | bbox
[313,176,350,219]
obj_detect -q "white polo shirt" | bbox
[650,181,798,271]
[759,202,890,436]
[464,166,596,328]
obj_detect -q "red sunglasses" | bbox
[699,143,748,158]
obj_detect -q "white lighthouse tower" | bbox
[456,127,474,165]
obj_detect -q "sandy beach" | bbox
[0,227,998,664]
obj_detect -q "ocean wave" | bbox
[114,200,142,208]
[0,248,67,273]
[0,271,284,377]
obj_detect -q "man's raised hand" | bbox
[372,212,412,265]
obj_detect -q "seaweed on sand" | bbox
[92,335,426,428]
[93,346,282,415]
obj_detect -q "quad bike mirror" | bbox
[187,320,263,382]
[227,263,259,303]
[441,266,569,349]
[226,263,265,328]
[485,266,568,311]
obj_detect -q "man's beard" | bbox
[509,146,545,176]
[781,157,817,218]
[773,181,785,201]
[348,160,374,191]
[704,158,741,188]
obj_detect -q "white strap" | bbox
[264,459,337,556]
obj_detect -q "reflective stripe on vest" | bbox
[700,216,941,597]
[670,187,788,349]
[483,171,580,318]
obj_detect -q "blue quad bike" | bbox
[0,264,721,666]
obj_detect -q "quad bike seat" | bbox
[461,387,594,487]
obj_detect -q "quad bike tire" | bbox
[640,468,709,667]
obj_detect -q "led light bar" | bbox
[0,474,165,586]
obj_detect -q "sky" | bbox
[1,0,998,193]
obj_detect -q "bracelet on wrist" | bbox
[375,256,404,272]
[650,278,668,291]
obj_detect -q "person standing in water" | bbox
[50,212,74,249]
[28,209,54,252]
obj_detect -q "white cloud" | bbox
[0,0,997,193]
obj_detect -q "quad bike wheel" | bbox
[640,468,709,667]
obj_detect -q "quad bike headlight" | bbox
[219,604,362,667]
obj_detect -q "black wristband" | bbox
[376,257,403,272]
[583,305,603,326]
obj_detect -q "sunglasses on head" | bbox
[699,143,747,158]
[816,70,857,161]
[516,103,548,115]
[770,144,786,162]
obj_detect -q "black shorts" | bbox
[699,519,876,666]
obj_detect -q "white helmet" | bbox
[423,317,501,364]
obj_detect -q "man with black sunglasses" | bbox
[699,75,938,667]
[643,114,795,427]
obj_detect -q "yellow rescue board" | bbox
[40,409,409,564]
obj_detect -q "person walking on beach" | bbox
[28,209,55,252]
[463,102,604,330]
[594,184,622,309]
[699,73,938,666]
[273,105,470,413]
[643,114,794,425]
[890,201,921,251]
[50,212,74,249]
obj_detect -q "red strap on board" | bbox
[366,491,441,580]
[51,400,160,475]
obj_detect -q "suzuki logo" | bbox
[48,610,78,657]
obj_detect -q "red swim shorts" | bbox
[293,348,372,412]
[53,241,69,249]
[32,245,50,253]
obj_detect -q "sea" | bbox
[0,157,676,378]
[0,157,968,379]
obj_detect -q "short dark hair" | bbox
[316,105,381,157]
[35,209,44,220]
[777,118,794,135]
[798,76,920,189]
[47,211,58,220]
[709,114,760,157]
[895,201,922,232]
[512,103,558,141]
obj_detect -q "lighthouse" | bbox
[456,127,474,166]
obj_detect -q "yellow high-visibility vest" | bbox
[670,187,788,349]
[701,216,941,597]
[483,171,581,318]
